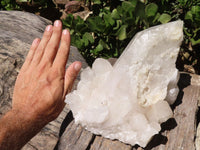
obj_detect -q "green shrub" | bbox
[63,0,168,65]
[63,0,200,73]
[0,0,54,11]
[0,0,20,10]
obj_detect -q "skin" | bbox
[0,20,81,150]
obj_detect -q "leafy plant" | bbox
[63,0,173,65]
[62,0,200,74]
[0,0,54,11]
[0,0,20,10]
[2,0,200,73]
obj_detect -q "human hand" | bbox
[12,20,81,125]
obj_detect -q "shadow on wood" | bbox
[171,73,191,110]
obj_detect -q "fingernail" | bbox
[46,25,52,32]
[54,20,61,27]
[63,29,68,35]
[33,38,40,45]
[74,62,82,71]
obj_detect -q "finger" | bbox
[31,25,53,65]
[21,38,40,71]
[41,20,62,65]
[64,61,82,97]
[53,29,70,72]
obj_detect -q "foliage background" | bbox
[1,0,200,74]
[63,0,200,74]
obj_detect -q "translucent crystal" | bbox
[65,21,183,147]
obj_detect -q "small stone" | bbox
[64,1,82,13]
[65,20,183,147]
[54,0,70,5]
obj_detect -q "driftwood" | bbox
[1,11,200,150]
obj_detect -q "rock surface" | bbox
[65,21,183,147]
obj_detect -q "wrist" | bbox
[0,109,46,149]
[10,108,47,130]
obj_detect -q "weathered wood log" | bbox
[1,10,200,150]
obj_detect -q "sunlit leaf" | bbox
[83,32,94,44]
[116,25,127,41]
[185,11,193,21]
[104,14,115,26]
[111,9,120,19]
[191,38,200,45]
[145,3,158,17]
[158,13,171,24]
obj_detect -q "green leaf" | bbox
[184,28,192,37]
[75,23,88,34]
[83,32,94,44]
[93,0,101,4]
[74,16,84,24]
[82,38,89,46]
[122,1,136,16]
[190,38,200,45]
[124,17,135,24]
[71,35,83,49]
[191,6,200,22]
[130,0,138,7]
[135,2,145,19]
[194,28,200,33]
[153,12,160,23]
[17,0,27,2]
[104,14,115,26]
[111,9,120,19]
[117,5,123,17]
[113,20,121,30]
[1,1,6,5]
[87,16,105,33]
[99,39,110,49]
[116,25,127,41]
[185,11,193,21]
[93,43,103,55]
[145,3,158,17]
[62,14,74,28]
[191,6,200,14]
[122,1,135,10]
[158,13,171,24]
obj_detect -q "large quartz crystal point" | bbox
[65,20,183,147]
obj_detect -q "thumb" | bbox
[64,61,82,97]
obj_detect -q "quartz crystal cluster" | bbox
[65,21,183,147]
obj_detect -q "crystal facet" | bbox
[65,21,183,147]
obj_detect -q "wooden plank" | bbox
[57,120,94,150]
[149,86,199,150]
[143,74,200,150]
[90,136,132,150]
[164,85,199,150]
